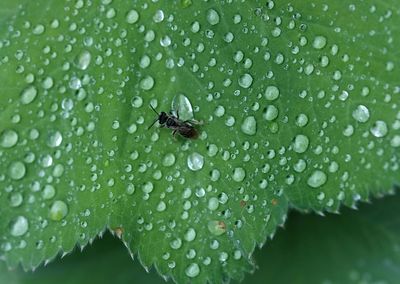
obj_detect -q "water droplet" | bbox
[208,220,226,236]
[9,216,29,236]
[263,105,279,121]
[187,152,204,171]
[8,161,26,180]
[186,263,200,278]
[75,50,91,70]
[172,94,194,121]
[42,184,56,200]
[47,131,63,147]
[241,116,257,136]
[126,10,139,24]
[20,86,38,104]
[131,96,143,108]
[352,105,370,123]
[264,85,280,101]
[296,113,309,127]
[0,129,18,148]
[307,170,327,188]
[370,120,388,137]
[232,167,246,182]
[139,76,155,90]
[312,35,327,49]
[391,135,400,148]
[206,9,220,25]
[9,193,23,207]
[49,200,68,221]
[238,73,253,88]
[162,153,176,167]
[208,197,219,211]
[293,134,309,153]
[184,228,196,242]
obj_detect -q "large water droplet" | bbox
[185,263,200,278]
[162,153,176,167]
[293,134,309,153]
[208,220,226,236]
[307,170,327,188]
[47,131,63,147]
[49,200,68,221]
[241,116,257,135]
[126,10,139,24]
[187,152,204,171]
[312,35,327,49]
[9,216,29,236]
[0,129,18,148]
[232,167,246,182]
[75,50,91,70]
[238,73,253,88]
[20,86,38,104]
[370,120,388,137]
[352,105,370,123]
[206,9,220,25]
[8,161,26,180]
[139,76,155,90]
[172,94,194,121]
[264,85,280,101]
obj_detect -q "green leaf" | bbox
[3,193,400,284]
[0,0,399,283]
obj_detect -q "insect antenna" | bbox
[148,104,160,130]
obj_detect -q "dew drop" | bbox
[208,220,226,236]
[75,50,91,70]
[206,9,220,25]
[232,167,246,182]
[184,228,196,242]
[208,197,219,211]
[238,73,253,88]
[293,134,309,153]
[370,120,388,138]
[139,76,155,90]
[9,216,29,236]
[131,96,143,108]
[264,85,280,101]
[0,129,18,148]
[307,170,327,188]
[8,161,26,180]
[241,116,257,136]
[263,105,279,121]
[20,86,38,104]
[126,10,139,24]
[42,184,56,200]
[312,35,327,49]
[352,105,370,123]
[49,200,68,221]
[9,193,23,207]
[172,94,194,121]
[47,131,63,147]
[187,152,204,171]
[185,263,200,278]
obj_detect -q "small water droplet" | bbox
[238,73,253,88]
[49,200,68,221]
[184,228,196,242]
[139,76,155,90]
[20,86,38,104]
[208,220,226,236]
[47,131,63,147]
[75,50,91,70]
[264,85,280,101]
[187,152,204,171]
[241,116,257,136]
[370,120,388,137]
[206,9,220,25]
[8,161,26,180]
[307,170,327,188]
[126,10,139,24]
[9,216,29,236]
[186,263,200,278]
[0,129,18,148]
[232,167,246,182]
[352,105,370,123]
[312,35,327,49]
[293,134,309,153]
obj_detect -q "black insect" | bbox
[148,104,201,139]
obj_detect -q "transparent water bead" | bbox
[187,152,204,171]
[171,94,194,121]
[352,105,370,123]
[206,9,220,25]
[370,120,388,137]
[307,170,327,188]
[241,116,257,135]
[185,263,200,278]
[9,216,29,236]
[0,129,18,148]
[49,200,69,221]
